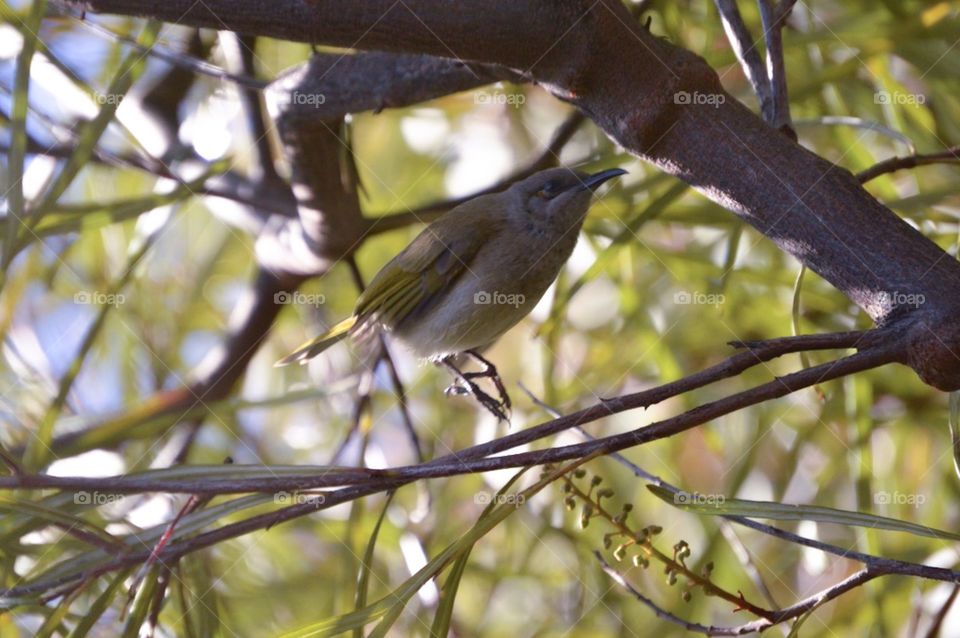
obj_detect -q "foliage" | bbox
[1,0,960,635]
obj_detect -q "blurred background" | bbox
[2,0,960,635]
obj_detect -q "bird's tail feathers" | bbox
[275,316,357,367]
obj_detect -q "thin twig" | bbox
[0,445,22,475]
[597,552,878,635]
[0,330,883,494]
[758,0,795,137]
[857,146,960,183]
[367,111,586,233]
[331,369,374,464]
[2,334,924,598]
[521,383,873,628]
[346,257,423,462]
[222,32,281,185]
[146,566,172,638]
[717,521,783,616]
[572,417,951,588]
[73,14,268,89]
[0,141,297,219]
[925,584,960,638]
[713,0,773,119]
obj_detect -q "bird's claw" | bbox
[444,383,470,397]
[440,352,512,421]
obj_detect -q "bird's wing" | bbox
[356,203,499,327]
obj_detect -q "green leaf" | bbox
[283,460,589,638]
[67,570,131,638]
[353,491,395,638]
[121,564,160,638]
[0,495,122,550]
[541,178,687,336]
[23,209,168,470]
[30,190,187,239]
[34,578,87,638]
[31,20,162,216]
[647,485,960,541]
[11,494,271,596]
[948,392,960,482]
[1,0,47,272]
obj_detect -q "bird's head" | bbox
[506,167,626,233]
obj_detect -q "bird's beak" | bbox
[580,167,627,191]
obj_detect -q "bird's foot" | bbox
[440,352,511,421]
[463,350,512,413]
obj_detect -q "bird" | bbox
[276,166,626,419]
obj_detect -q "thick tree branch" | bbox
[56,0,960,390]
[54,0,576,69]
[264,51,512,257]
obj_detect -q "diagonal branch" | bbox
[3,329,891,492]
[4,330,953,599]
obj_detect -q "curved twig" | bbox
[597,552,879,635]
[366,110,587,234]
[857,146,960,183]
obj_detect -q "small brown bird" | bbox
[277,166,626,418]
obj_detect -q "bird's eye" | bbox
[537,181,559,199]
